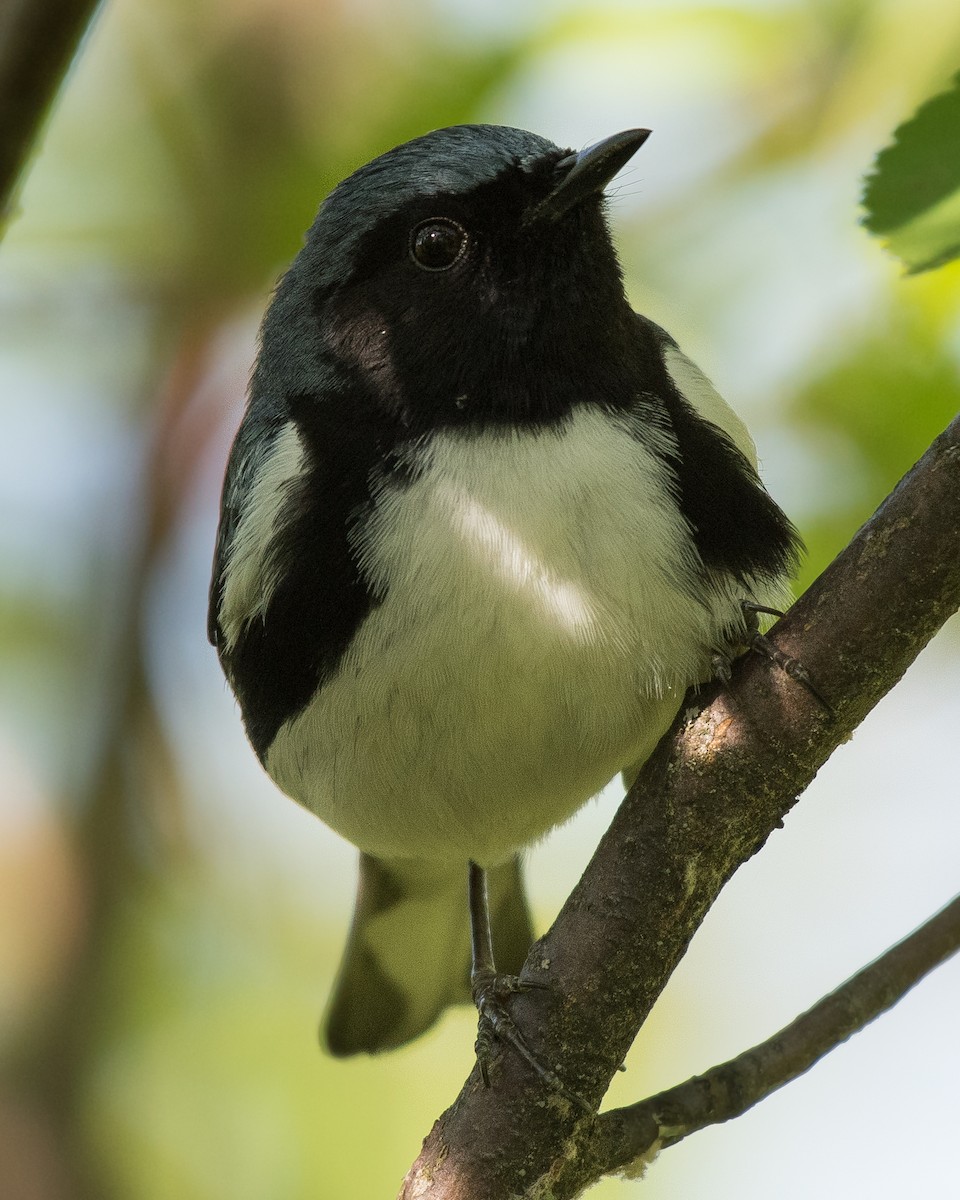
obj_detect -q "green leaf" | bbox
[862,72,960,273]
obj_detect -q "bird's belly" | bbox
[265,410,747,864]
[267,606,686,865]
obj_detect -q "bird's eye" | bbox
[410,219,467,271]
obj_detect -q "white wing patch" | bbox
[664,345,794,614]
[219,421,306,650]
[664,346,758,468]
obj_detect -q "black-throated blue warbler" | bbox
[208,124,800,1070]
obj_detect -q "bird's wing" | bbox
[631,312,802,588]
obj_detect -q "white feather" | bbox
[664,345,758,466]
[219,423,306,650]
[266,404,779,867]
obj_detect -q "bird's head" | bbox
[257,124,651,431]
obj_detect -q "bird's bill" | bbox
[530,128,652,223]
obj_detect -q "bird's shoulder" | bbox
[208,382,397,757]
[627,312,802,587]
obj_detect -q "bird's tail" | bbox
[324,852,533,1056]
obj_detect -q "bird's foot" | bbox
[714,600,833,715]
[471,970,592,1112]
[747,629,833,713]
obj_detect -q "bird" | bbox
[208,123,801,1069]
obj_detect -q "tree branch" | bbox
[400,414,960,1199]
[593,892,960,1179]
[0,0,100,224]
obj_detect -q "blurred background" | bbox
[1,0,958,1196]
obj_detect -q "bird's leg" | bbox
[468,861,539,1082]
[468,862,591,1110]
[713,600,833,714]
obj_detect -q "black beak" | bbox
[530,128,652,223]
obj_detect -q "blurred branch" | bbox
[24,323,220,1198]
[401,415,960,1200]
[0,0,100,226]
[594,892,960,1177]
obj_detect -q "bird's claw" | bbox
[746,630,834,715]
[711,650,733,685]
[711,600,833,716]
[471,970,593,1112]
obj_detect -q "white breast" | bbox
[265,405,757,866]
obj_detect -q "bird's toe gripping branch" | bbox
[713,599,834,714]
[468,863,593,1112]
